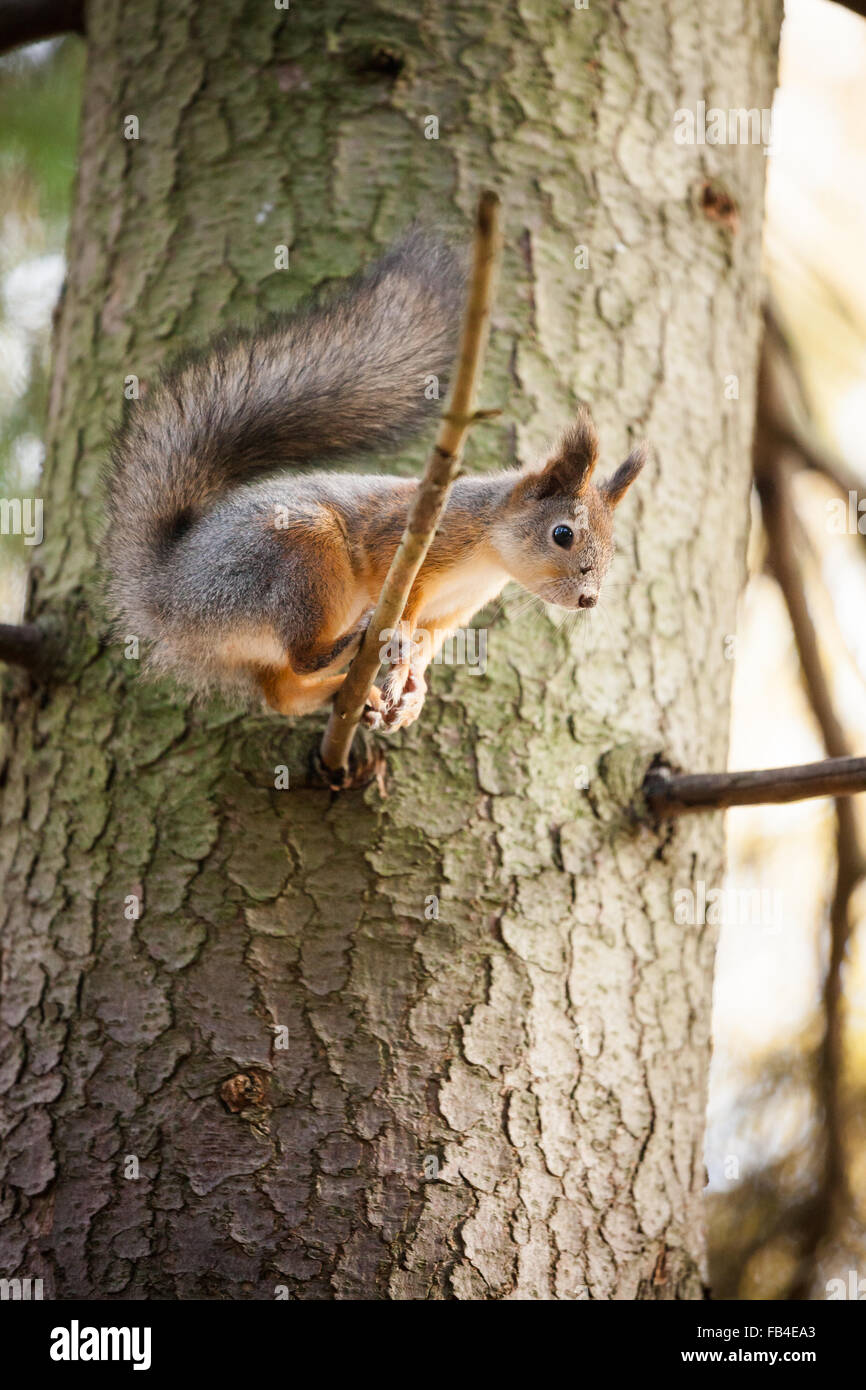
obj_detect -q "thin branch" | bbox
[0,0,84,55]
[644,755,866,818]
[0,621,45,673]
[319,190,503,787]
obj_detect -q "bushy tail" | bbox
[103,228,465,604]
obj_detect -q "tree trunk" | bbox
[0,0,780,1299]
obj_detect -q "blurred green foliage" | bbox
[0,38,83,594]
[0,38,85,233]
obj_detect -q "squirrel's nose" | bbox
[578,593,597,609]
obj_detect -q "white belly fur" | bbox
[418,559,509,623]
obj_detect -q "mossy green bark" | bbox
[0,0,780,1298]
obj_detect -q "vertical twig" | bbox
[319,189,503,786]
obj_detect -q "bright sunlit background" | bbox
[1,1,864,1300]
[708,0,866,1297]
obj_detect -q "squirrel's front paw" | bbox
[380,665,427,732]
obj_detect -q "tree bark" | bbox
[0,0,781,1299]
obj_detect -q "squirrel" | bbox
[104,229,646,733]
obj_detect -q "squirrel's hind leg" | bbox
[257,662,384,722]
[258,663,345,717]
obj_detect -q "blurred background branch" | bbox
[753,315,864,1294]
[0,0,83,56]
[702,0,866,1298]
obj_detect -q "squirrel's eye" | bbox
[552,524,574,549]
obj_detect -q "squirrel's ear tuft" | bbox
[524,407,599,500]
[601,442,648,507]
